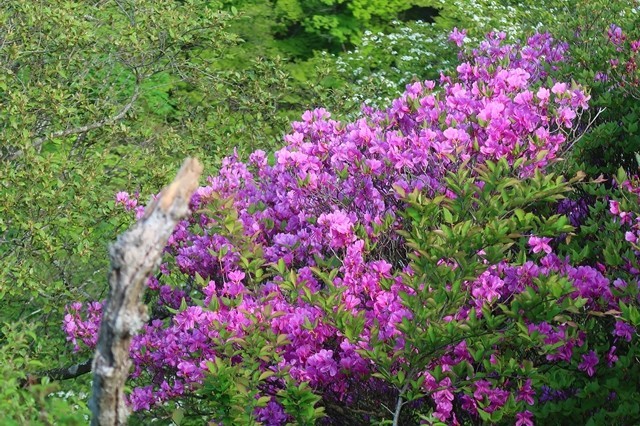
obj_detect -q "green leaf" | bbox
[171,407,184,425]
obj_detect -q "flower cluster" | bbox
[63,302,102,352]
[115,191,138,211]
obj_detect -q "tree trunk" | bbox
[89,158,203,425]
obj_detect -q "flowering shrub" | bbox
[64,30,640,425]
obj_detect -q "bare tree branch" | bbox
[89,157,203,426]
[20,358,93,388]
[46,358,93,382]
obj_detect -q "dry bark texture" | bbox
[89,158,203,425]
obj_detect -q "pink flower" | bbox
[609,200,620,215]
[115,191,138,211]
[536,87,550,105]
[115,191,129,204]
[318,210,355,248]
[528,236,553,254]
[443,127,470,142]
[557,107,577,128]
[551,82,567,95]
[505,68,531,89]
[478,101,505,121]
[228,270,245,282]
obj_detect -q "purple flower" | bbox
[307,349,338,382]
[613,321,635,342]
[578,350,599,377]
[130,386,155,411]
[255,400,288,426]
[67,29,596,416]
[606,346,619,367]
[594,71,609,82]
[607,24,625,45]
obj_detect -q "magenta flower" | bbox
[473,380,509,413]
[64,29,595,418]
[307,349,338,381]
[449,27,467,47]
[174,306,204,331]
[609,200,620,215]
[477,101,506,121]
[228,270,246,282]
[516,379,535,405]
[317,210,355,248]
[625,231,637,243]
[536,87,550,105]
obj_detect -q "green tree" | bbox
[0,0,236,322]
[0,0,363,419]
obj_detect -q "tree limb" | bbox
[44,358,94,382]
[20,358,93,388]
[89,157,203,426]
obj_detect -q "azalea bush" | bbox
[63,28,640,425]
